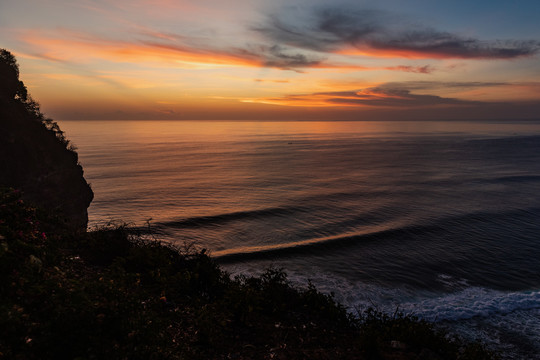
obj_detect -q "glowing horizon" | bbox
[1,0,540,121]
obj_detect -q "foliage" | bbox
[0,188,497,359]
[0,49,70,148]
[0,49,19,77]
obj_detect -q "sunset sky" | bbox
[1,0,540,120]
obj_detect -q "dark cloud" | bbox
[327,88,475,107]
[280,86,482,107]
[254,7,540,59]
[379,81,509,91]
[253,9,385,52]
[264,44,322,69]
[385,65,434,73]
[142,40,322,71]
[372,32,539,59]
[234,44,323,70]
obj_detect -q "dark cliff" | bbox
[0,49,93,230]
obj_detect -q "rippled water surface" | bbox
[60,120,540,358]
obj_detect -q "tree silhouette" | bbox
[0,49,20,99]
[0,49,69,145]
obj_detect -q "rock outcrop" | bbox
[0,49,93,230]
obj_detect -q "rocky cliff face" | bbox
[0,49,93,230]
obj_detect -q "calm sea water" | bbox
[59,120,540,358]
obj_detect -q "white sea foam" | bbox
[399,287,540,322]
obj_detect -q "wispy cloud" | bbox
[384,65,434,74]
[245,85,482,108]
[254,7,540,59]
[254,79,290,83]
[18,29,258,69]
[16,27,439,73]
[232,44,323,70]
[376,81,510,91]
[323,87,479,106]
[245,80,540,109]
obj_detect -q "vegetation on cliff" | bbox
[0,49,93,230]
[0,189,496,359]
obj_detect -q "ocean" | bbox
[59,120,540,358]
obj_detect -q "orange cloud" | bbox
[244,86,480,108]
[18,29,261,69]
[17,28,438,74]
[254,79,290,83]
[241,97,340,107]
[242,90,379,108]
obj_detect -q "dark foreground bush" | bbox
[0,188,497,359]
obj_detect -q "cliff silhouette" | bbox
[0,49,93,230]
